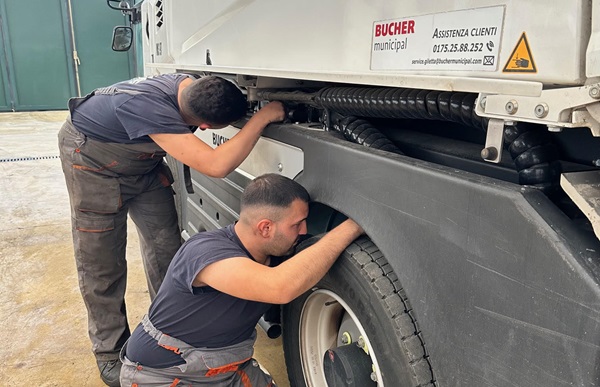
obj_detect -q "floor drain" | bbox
[0,155,60,163]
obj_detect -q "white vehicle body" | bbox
[144,1,600,131]
[141,1,600,386]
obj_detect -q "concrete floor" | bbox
[0,111,289,386]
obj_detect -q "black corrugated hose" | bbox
[315,87,487,130]
[329,113,403,154]
[503,122,561,189]
[315,86,560,189]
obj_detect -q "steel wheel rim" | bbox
[298,288,384,386]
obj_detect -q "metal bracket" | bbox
[481,119,505,163]
[476,83,600,136]
[561,171,600,241]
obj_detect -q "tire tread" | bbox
[347,236,437,386]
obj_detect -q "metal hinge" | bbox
[476,83,600,136]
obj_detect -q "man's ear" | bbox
[256,219,274,238]
[199,123,211,130]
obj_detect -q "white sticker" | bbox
[371,6,505,72]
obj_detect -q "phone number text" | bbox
[432,42,484,53]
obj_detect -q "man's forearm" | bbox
[212,102,284,175]
[274,220,363,303]
[213,115,268,174]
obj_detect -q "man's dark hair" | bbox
[181,76,247,125]
[241,174,310,211]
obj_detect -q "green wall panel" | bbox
[0,74,7,110]
[0,0,136,111]
[71,0,133,96]
[3,0,73,110]
[0,34,10,111]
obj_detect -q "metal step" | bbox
[561,170,600,240]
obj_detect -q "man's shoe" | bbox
[97,359,122,387]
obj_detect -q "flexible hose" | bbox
[316,87,559,189]
[260,86,561,188]
[503,122,561,188]
[331,114,402,154]
[315,87,487,130]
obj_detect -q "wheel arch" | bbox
[272,123,600,386]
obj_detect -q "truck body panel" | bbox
[172,122,600,386]
[144,1,592,88]
[141,1,600,385]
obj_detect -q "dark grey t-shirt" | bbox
[126,224,275,368]
[71,74,195,143]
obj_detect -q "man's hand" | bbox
[253,101,286,126]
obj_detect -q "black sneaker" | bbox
[97,359,122,387]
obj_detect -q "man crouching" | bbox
[120,173,364,386]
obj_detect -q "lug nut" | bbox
[341,332,351,345]
[357,337,365,348]
[370,372,378,382]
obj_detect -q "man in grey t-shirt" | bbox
[58,74,284,386]
[120,173,364,386]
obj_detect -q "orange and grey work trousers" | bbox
[58,119,181,362]
[120,315,276,386]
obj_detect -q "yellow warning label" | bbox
[503,32,537,73]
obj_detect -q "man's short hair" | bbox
[241,174,310,212]
[181,76,247,125]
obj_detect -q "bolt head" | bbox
[481,147,498,160]
[534,103,549,118]
[479,96,487,109]
[547,125,563,132]
[590,87,600,99]
[505,100,518,114]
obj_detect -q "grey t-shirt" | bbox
[125,224,276,368]
[71,74,195,143]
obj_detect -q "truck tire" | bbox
[282,236,435,387]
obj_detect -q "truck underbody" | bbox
[142,1,600,385]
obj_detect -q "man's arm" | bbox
[149,101,285,178]
[196,219,364,304]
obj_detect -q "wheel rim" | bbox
[298,289,384,386]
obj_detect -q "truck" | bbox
[119,1,600,386]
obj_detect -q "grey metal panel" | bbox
[182,170,249,235]
[260,123,600,387]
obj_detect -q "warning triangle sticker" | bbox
[503,32,537,73]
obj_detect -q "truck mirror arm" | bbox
[106,0,141,25]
